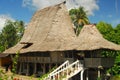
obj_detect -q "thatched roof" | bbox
[75,25,120,50]
[0,54,8,58]
[3,3,120,54]
[3,3,76,54]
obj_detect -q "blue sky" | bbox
[89,0,120,27]
[0,0,120,31]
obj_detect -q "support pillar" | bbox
[18,62,22,74]
[81,69,85,80]
[86,69,89,80]
[43,64,46,74]
[49,64,51,70]
[33,63,37,76]
[26,63,30,76]
[98,69,100,78]
[15,62,19,74]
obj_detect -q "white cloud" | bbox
[108,15,112,18]
[22,0,99,15]
[111,19,120,27]
[66,0,99,15]
[0,14,14,32]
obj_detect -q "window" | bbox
[64,51,73,58]
[22,43,33,49]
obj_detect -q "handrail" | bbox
[50,60,69,74]
[45,60,69,80]
[51,60,81,75]
[47,60,83,80]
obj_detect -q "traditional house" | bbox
[2,2,120,80]
[3,2,77,76]
[74,25,120,80]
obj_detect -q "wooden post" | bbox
[26,63,30,76]
[49,63,51,70]
[34,63,37,76]
[86,69,89,80]
[43,64,46,74]
[15,62,19,74]
[18,62,22,74]
[98,69,100,78]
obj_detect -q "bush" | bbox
[110,75,120,80]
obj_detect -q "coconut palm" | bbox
[69,7,89,36]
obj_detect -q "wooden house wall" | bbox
[0,57,11,66]
[18,51,75,63]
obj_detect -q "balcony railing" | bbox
[84,58,114,68]
[18,57,50,63]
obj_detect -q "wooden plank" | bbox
[18,57,51,63]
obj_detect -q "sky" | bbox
[0,0,120,31]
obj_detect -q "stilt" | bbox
[81,69,85,80]
[33,63,37,76]
[43,64,45,74]
[26,63,30,76]
[18,62,22,74]
[98,69,100,78]
[49,63,51,70]
[86,69,89,80]
[15,62,19,73]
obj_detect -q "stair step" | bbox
[45,60,83,80]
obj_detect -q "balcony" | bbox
[84,58,114,68]
[18,57,50,63]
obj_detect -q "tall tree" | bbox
[1,20,17,49]
[0,33,5,52]
[0,20,25,52]
[96,22,120,75]
[69,7,89,36]
[14,21,25,41]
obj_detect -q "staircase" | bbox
[45,60,83,80]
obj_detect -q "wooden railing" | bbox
[18,57,50,63]
[49,60,69,75]
[84,58,114,68]
[45,60,83,80]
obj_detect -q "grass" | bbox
[110,75,120,80]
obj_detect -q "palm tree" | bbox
[69,7,89,36]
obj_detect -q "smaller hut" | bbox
[76,24,120,51]
[74,25,120,80]
[75,24,120,68]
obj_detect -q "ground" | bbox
[0,67,38,80]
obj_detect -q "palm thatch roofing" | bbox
[3,3,76,54]
[3,3,120,54]
[75,25,120,50]
[0,54,8,57]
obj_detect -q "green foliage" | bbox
[14,21,25,41]
[115,54,120,64]
[1,20,17,49]
[96,21,113,40]
[97,77,102,80]
[97,22,120,76]
[11,51,19,73]
[69,7,89,36]
[0,51,19,80]
[39,66,57,80]
[109,53,120,75]
[0,20,25,52]
[110,75,120,80]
